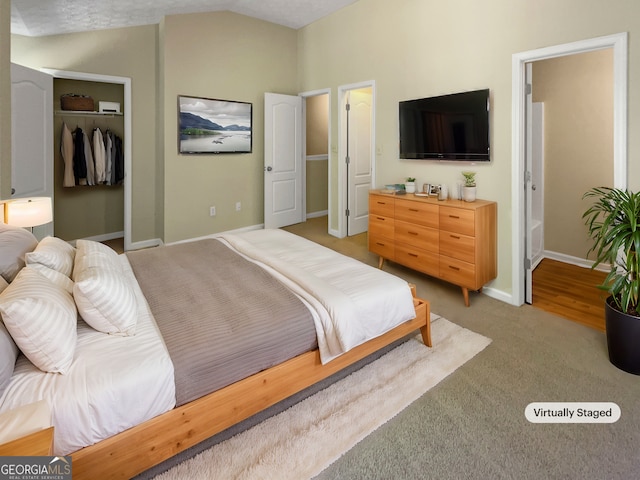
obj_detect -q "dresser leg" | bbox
[378,256,385,269]
[461,287,470,307]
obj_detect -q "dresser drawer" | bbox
[439,231,475,263]
[439,256,476,288]
[369,195,394,217]
[369,235,394,259]
[439,207,475,236]
[395,199,438,228]
[395,244,439,276]
[395,220,438,253]
[369,214,394,239]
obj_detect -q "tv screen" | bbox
[399,89,490,161]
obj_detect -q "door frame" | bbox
[42,68,133,251]
[300,87,332,226]
[336,80,376,238]
[511,32,628,306]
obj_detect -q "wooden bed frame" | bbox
[69,295,430,479]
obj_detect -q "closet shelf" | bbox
[55,110,123,117]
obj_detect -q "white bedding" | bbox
[0,256,175,455]
[0,228,415,456]
[221,229,417,363]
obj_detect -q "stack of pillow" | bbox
[0,223,138,400]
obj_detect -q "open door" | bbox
[346,88,373,236]
[264,93,303,229]
[10,63,54,239]
[524,63,534,303]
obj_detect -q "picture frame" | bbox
[429,184,441,196]
[178,95,252,154]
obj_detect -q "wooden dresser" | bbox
[368,190,497,306]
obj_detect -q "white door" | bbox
[524,63,535,304]
[346,88,373,236]
[11,63,54,239]
[264,93,303,229]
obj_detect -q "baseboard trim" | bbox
[306,210,328,219]
[166,224,264,246]
[129,238,163,251]
[543,250,609,272]
[70,231,124,247]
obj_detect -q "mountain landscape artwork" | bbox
[178,95,252,154]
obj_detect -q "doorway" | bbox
[511,32,628,307]
[336,81,375,238]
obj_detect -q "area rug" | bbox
[153,315,491,480]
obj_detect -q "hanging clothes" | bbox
[61,122,75,188]
[93,127,106,184]
[104,130,113,185]
[113,134,124,185]
[83,130,95,186]
[73,127,88,185]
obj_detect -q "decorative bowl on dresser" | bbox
[368,190,497,306]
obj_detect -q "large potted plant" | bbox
[583,187,640,374]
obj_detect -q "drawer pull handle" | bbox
[408,231,418,235]
[376,217,385,221]
[377,201,387,205]
[449,265,460,271]
[450,235,460,239]
[376,242,385,246]
[408,253,418,258]
[409,208,419,212]
[449,215,460,219]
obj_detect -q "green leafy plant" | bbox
[461,171,476,187]
[582,187,640,316]
[406,177,416,183]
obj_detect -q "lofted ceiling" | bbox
[11,0,358,37]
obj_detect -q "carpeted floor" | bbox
[140,217,640,479]
[150,317,490,479]
[284,217,640,480]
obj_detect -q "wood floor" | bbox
[532,258,607,331]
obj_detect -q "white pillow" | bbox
[0,320,19,396]
[25,236,76,278]
[0,223,38,282]
[73,239,118,281]
[26,263,74,294]
[0,268,77,374]
[73,264,137,336]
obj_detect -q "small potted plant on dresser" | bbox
[583,186,640,374]
[405,177,417,193]
[461,171,476,202]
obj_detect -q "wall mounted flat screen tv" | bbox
[399,88,490,161]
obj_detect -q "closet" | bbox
[53,78,124,242]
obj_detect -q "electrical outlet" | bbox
[209,206,216,217]
[235,202,241,212]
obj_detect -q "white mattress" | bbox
[0,256,175,455]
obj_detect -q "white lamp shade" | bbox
[5,197,53,228]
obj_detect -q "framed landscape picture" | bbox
[178,95,252,154]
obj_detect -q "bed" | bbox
[0,224,430,479]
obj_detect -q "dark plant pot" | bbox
[605,297,640,375]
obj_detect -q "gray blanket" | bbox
[126,238,317,406]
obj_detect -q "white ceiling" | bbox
[11,0,358,37]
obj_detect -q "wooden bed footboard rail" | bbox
[71,298,430,479]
